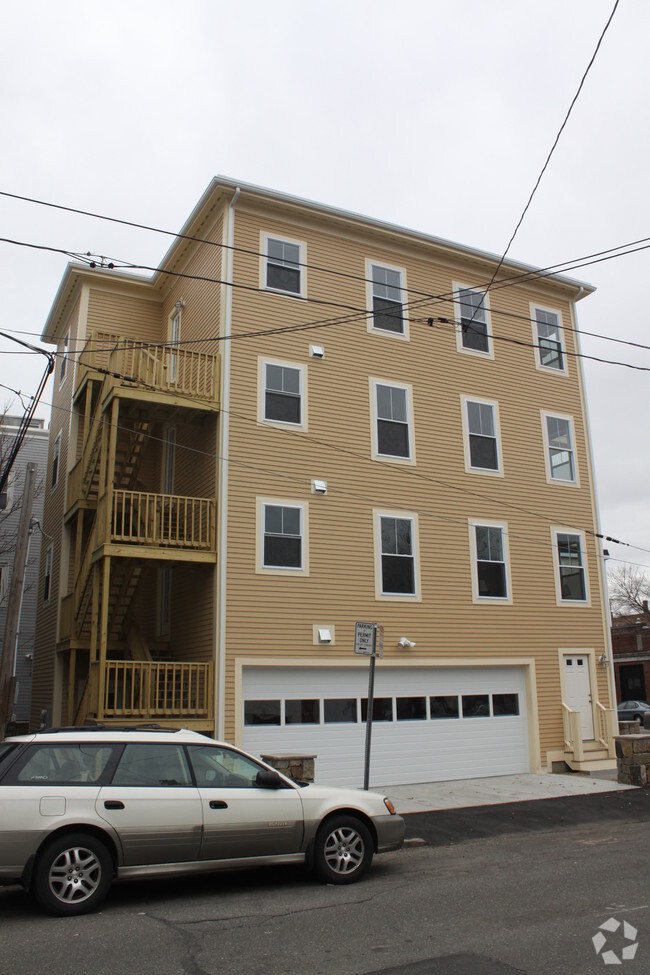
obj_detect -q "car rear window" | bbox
[4,744,115,785]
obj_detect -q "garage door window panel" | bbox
[462,694,490,718]
[361,698,393,722]
[396,697,426,720]
[324,699,358,723]
[245,700,281,726]
[430,696,460,719]
[493,693,519,716]
[285,699,320,724]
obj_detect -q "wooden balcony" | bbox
[75,330,220,405]
[96,489,216,554]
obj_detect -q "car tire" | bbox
[32,833,113,916]
[313,816,373,885]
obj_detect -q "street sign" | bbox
[354,621,376,655]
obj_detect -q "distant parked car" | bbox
[0,726,404,916]
[617,700,650,724]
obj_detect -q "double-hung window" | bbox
[261,360,304,427]
[543,413,577,483]
[553,529,588,603]
[264,236,304,296]
[43,545,53,603]
[462,397,501,473]
[59,332,69,387]
[368,262,406,336]
[51,431,61,490]
[470,521,510,601]
[259,501,307,574]
[376,512,418,597]
[372,380,413,460]
[532,306,565,373]
[456,285,491,355]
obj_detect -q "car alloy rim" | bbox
[323,826,365,874]
[48,846,102,903]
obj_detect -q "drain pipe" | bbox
[216,186,240,740]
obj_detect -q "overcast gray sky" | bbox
[1,0,649,574]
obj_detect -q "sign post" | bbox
[354,622,383,790]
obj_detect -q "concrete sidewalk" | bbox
[379,769,633,814]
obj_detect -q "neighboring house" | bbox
[31,178,617,786]
[0,415,49,725]
[611,606,650,703]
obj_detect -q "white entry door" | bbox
[563,655,594,740]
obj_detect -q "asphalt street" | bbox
[1,791,648,975]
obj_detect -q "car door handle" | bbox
[104,800,125,810]
[209,800,228,810]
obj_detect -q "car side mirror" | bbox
[256,768,283,789]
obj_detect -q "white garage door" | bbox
[241,665,530,788]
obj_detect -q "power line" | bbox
[462,0,621,331]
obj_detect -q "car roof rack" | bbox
[35,723,181,734]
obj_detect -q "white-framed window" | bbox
[0,471,14,512]
[0,564,8,605]
[51,431,62,490]
[257,499,308,575]
[455,284,492,357]
[259,358,306,429]
[43,544,53,604]
[461,396,502,474]
[59,332,69,387]
[169,306,182,383]
[542,412,577,484]
[370,379,414,462]
[374,510,420,599]
[366,260,408,338]
[531,305,566,373]
[552,528,588,604]
[469,520,512,602]
[262,234,306,297]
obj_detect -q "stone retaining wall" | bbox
[261,754,316,783]
[615,732,650,787]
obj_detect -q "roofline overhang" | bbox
[41,176,595,342]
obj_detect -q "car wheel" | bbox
[313,816,373,885]
[33,833,113,916]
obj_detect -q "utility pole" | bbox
[0,462,36,737]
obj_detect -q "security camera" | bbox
[398,637,416,648]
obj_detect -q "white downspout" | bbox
[216,186,240,740]
[571,288,617,715]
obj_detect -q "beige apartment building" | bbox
[31,177,617,786]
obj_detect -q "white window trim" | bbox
[256,497,309,577]
[51,430,62,492]
[43,544,54,604]
[59,331,69,388]
[468,519,513,604]
[260,231,307,299]
[258,357,308,431]
[369,377,415,465]
[0,564,8,605]
[460,395,503,477]
[530,302,567,376]
[372,508,421,601]
[551,526,590,606]
[541,410,579,486]
[365,258,409,340]
[0,471,14,512]
[168,307,182,384]
[453,281,494,360]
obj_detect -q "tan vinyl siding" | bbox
[87,289,162,342]
[220,202,608,757]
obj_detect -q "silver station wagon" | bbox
[0,727,404,916]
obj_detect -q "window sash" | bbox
[535,310,564,370]
[459,288,489,353]
[475,525,507,598]
[546,416,575,481]
[376,384,410,458]
[557,533,586,600]
[265,364,302,424]
[266,238,301,294]
[380,516,415,594]
[371,265,404,333]
[263,505,303,569]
